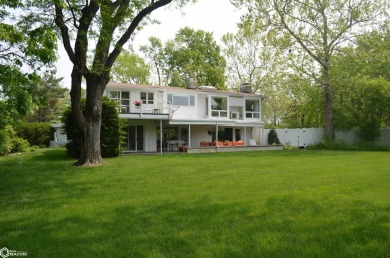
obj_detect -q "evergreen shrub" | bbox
[268,129,280,145]
[62,97,123,158]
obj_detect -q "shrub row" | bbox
[307,139,390,151]
[15,122,54,147]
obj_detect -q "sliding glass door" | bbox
[124,125,144,152]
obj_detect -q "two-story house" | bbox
[105,82,266,153]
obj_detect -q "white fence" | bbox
[261,128,390,147]
[261,128,324,147]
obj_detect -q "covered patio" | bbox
[155,119,265,154]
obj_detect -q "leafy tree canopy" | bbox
[0,0,58,127]
[142,27,226,89]
[332,28,390,137]
[111,50,150,84]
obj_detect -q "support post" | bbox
[188,124,191,148]
[244,126,247,146]
[160,120,163,155]
[216,122,219,152]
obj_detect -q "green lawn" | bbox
[0,149,389,257]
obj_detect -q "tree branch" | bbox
[106,0,172,68]
[65,0,79,29]
[273,0,324,67]
[54,4,75,64]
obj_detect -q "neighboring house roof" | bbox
[106,82,266,99]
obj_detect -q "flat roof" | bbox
[106,82,266,98]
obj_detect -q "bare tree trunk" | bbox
[70,67,107,166]
[77,114,103,166]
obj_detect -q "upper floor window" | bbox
[141,92,154,104]
[245,99,260,118]
[167,94,195,106]
[108,90,130,113]
[211,96,228,118]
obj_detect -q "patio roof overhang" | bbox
[119,113,170,120]
[169,120,264,127]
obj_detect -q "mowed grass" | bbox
[0,149,389,258]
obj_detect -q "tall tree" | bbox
[165,27,226,88]
[0,0,57,128]
[142,27,226,88]
[140,37,165,85]
[222,18,291,126]
[222,18,282,92]
[26,70,69,123]
[332,28,390,139]
[111,50,150,84]
[50,0,194,165]
[232,0,388,140]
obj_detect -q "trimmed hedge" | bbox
[62,97,123,158]
[15,122,54,147]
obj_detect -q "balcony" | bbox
[118,102,171,120]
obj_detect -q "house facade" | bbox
[105,82,266,153]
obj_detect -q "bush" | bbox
[0,125,30,155]
[11,137,30,152]
[15,122,55,147]
[268,129,280,145]
[307,139,390,151]
[62,97,123,158]
[0,127,13,156]
[359,122,381,142]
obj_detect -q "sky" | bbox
[55,0,243,87]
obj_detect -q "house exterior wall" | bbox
[104,82,266,152]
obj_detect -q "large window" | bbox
[245,99,260,118]
[141,92,154,104]
[167,94,195,106]
[108,90,130,113]
[211,96,228,117]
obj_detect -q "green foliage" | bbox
[0,2,57,126]
[15,122,54,147]
[0,66,39,128]
[0,125,30,156]
[332,29,390,136]
[280,73,324,128]
[26,70,69,123]
[11,137,30,153]
[140,37,165,86]
[111,51,150,84]
[233,0,389,139]
[307,139,390,151]
[0,127,13,156]
[142,27,226,88]
[62,97,122,158]
[267,128,280,145]
[100,97,122,157]
[61,107,79,159]
[359,122,381,142]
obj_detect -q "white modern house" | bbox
[105,82,266,153]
